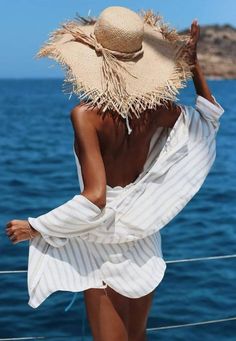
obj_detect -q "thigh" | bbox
[128,289,155,341]
[83,283,129,341]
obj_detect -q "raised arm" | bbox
[178,19,224,134]
[184,19,218,105]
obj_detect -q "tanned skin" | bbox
[6,20,219,341]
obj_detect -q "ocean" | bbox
[0,79,235,340]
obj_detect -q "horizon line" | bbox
[0,77,234,81]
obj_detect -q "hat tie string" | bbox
[93,39,103,54]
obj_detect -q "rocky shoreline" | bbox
[180,24,236,79]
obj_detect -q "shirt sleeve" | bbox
[28,194,102,248]
[195,95,224,131]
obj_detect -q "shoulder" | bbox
[70,102,104,136]
[70,102,104,159]
[70,102,98,124]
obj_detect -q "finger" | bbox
[10,234,26,244]
[6,221,13,228]
[9,232,17,242]
[192,28,200,43]
[6,226,15,234]
[9,231,22,244]
[6,226,16,234]
[10,237,18,244]
[190,24,200,43]
[191,22,198,36]
[8,231,20,242]
[5,229,12,236]
[192,20,200,32]
[192,19,199,29]
[5,219,19,228]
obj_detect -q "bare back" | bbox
[72,102,181,189]
[96,109,160,188]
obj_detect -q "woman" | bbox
[5,7,224,341]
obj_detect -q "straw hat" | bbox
[36,6,193,134]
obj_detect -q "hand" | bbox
[182,19,200,68]
[5,219,40,244]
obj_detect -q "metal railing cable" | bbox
[1,253,236,274]
[146,315,236,331]
[165,253,236,264]
[0,337,74,340]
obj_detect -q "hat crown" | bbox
[94,6,144,53]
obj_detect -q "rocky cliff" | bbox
[180,24,236,79]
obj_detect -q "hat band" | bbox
[63,23,144,59]
[89,33,144,60]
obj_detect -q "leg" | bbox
[128,289,155,341]
[83,282,129,341]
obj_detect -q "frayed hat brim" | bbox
[36,9,193,118]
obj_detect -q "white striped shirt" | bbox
[27,95,224,309]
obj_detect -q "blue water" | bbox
[0,79,236,340]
